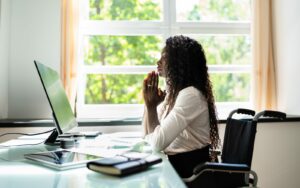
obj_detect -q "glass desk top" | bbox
[0,142,187,188]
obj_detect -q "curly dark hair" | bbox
[163,35,220,150]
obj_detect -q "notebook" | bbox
[34,60,101,145]
[87,154,162,176]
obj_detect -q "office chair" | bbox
[183,108,286,188]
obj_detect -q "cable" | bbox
[0,128,55,138]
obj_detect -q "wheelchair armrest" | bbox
[229,108,255,118]
[254,110,286,121]
[193,162,250,174]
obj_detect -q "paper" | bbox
[0,139,44,147]
[74,132,150,157]
[70,147,130,158]
[104,131,143,138]
[94,132,144,147]
[18,133,51,140]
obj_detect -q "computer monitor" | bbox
[34,60,78,145]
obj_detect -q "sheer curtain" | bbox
[60,0,79,112]
[252,0,277,111]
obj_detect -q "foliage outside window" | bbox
[77,0,251,119]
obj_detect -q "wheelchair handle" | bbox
[254,110,286,121]
[229,108,255,118]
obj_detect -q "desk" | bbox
[0,137,187,188]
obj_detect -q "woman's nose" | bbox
[157,58,161,65]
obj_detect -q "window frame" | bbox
[77,0,252,119]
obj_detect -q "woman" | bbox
[142,35,220,178]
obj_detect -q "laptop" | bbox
[34,60,101,145]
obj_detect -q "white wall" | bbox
[254,122,300,188]
[0,0,10,118]
[7,0,60,119]
[218,122,300,188]
[273,0,300,115]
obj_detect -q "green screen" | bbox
[35,61,77,134]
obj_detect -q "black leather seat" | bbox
[183,108,286,188]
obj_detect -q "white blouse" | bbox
[144,86,211,155]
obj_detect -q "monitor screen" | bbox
[34,61,78,134]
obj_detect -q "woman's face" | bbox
[157,48,167,77]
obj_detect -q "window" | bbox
[77,0,252,119]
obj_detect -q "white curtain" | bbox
[60,0,79,112]
[252,0,277,111]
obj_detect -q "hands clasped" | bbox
[143,71,166,108]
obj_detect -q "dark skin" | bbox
[142,53,167,134]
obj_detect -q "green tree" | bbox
[187,0,251,102]
[85,0,251,104]
[85,0,161,104]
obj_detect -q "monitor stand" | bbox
[44,113,102,146]
[44,113,61,146]
[44,129,60,145]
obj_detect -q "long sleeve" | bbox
[142,107,149,136]
[142,100,166,137]
[144,87,210,154]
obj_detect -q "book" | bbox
[87,155,162,176]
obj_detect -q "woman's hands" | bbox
[143,71,166,109]
[142,71,166,134]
